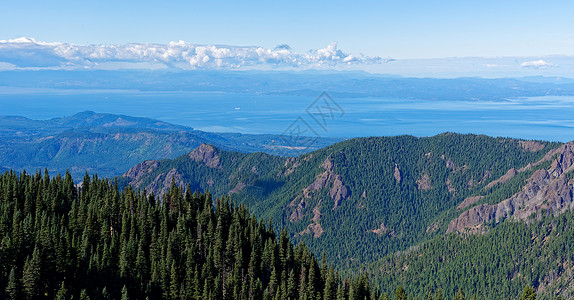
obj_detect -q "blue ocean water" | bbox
[1,89,574,142]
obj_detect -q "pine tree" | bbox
[518,286,537,300]
[102,286,111,300]
[323,265,336,300]
[6,266,19,299]
[453,288,465,300]
[170,260,179,299]
[55,281,67,300]
[394,285,407,300]
[22,246,42,298]
[80,289,91,300]
[121,285,130,300]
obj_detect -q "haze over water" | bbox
[2,89,573,142]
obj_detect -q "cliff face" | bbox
[448,142,574,233]
[188,144,222,169]
[287,155,351,238]
[122,143,222,197]
[122,160,160,187]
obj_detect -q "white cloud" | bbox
[0,38,390,70]
[520,59,557,69]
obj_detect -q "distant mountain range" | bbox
[0,111,342,180]
[2,70,574,101]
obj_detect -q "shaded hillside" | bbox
[0,111,341,180]
[123,133,561,268]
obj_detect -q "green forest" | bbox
[0,169,388,299]
[2,131,572,299]
[0,169,549,299]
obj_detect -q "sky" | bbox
[2,0,574,59]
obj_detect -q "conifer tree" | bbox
[6,266,19,299]
[518,286,537,300]
[394,285,407,300]
[22,246,41,298]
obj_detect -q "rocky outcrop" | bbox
[426,222,439,233]
[229,182,246,194]
[122,144,223,197]
[299,200,324,238]
[394,164,401,183]
[457,196,484,210]
[484,168,517,189]
[288,197,306,222]
[446,179,456,194]
[446,159,456,170]
[279,157,300,177]
[122,160,160,187]
[370,222,388,236]
[303,155,349,209]
[288,155,350,223]
[122,159,188,198]
[146,168,185,198]
[188,144,221,169]
[448,142,574,233]
[417,174,431,190]
[519,140,545,152]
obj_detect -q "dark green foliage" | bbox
[364,209,574,299]
[0,170,377,299]
[114,133,559,280]
[236,133,558,267]
[519,286,537,300]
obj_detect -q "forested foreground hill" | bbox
[122,133,562,268]
[0,170,387,300]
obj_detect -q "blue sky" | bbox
[2,0,573,59]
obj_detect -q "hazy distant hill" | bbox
[0,111,342,180]
[2,70,574,101]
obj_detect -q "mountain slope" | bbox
[121,144,286,198]
[364,208,574,299]
[123,133,561,268]
[447,142,574,233]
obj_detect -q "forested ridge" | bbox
[128,134,559,269]
[0,170,382,299]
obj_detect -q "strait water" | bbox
[1,89,574,142]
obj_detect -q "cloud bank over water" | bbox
[0,37,389,70]
[520,59,557,69]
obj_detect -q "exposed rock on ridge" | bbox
[288,155,350,228]
[484,168,517,189]
[448,142,574,233]
[122,160,160,187]
[188,144,222,169]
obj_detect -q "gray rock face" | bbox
[448,142,574,233]
[188,144,221,169]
